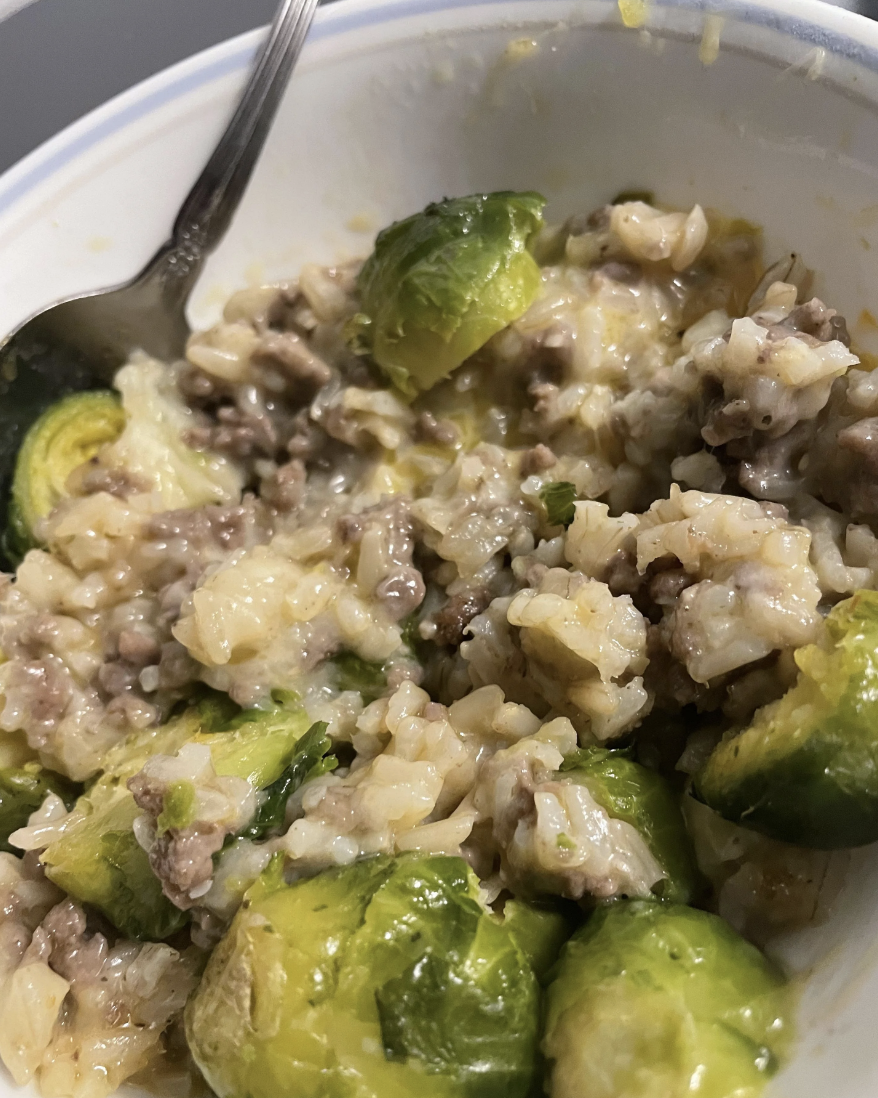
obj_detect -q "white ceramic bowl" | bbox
[2,1,878,1094]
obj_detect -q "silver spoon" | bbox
[0,0,319,535]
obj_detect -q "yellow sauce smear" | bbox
[618,0,649,28]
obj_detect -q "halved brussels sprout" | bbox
[543,901,792,1098]
[351,191,546,394]
[40,700,311,940]
[562,748,701,904]
[0,764,78,855]
[7,390,125,557]
[186,853,551,1098]
[695,590,878,848]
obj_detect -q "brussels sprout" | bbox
[6,390,125,557]
[351,192,545,394]
[0,764,78,855]
[501,898,577,983]
[695,590,878,848]
[238,721,336,842]
[562,748,701,903]
[543,901,793,1098]
[186,853,548,1098]
[41,701,311,940]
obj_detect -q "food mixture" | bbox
[0,190,875,1098]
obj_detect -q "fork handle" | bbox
[143,0,320,303]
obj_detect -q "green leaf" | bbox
[331,651,387,703]
[539,481,577,527]
[238,722,336,842]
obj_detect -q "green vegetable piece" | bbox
[562,748,700,903]
[352,191,546,394]
[501,899,576,984]
[186,853,543,1098]
[0,764,78,855]
[7,390,125,557]
[193,686,243,731]
[331,651,387,702]
[543,901,793,1098]
[239,721,336,842]
[539,481,577,528]
[695,589,878,848]
[41,701,310,940]
[156,780,197,835]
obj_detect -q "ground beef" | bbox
[337,497,426,621]
[186,405,277,460]
[7,657,72,737]
[432,588,492,646]
[259,459,306,512]
[252,331,332,400]
[837,417,878,474]
[148,497,266,555]
[415,412,458,447]
[146,825,226,911]
[604,549,643,598]
[97,660,139,697]
[26,900,107,984]
[117,630,161,667]
[786,297,851,346]
[72,463,148,499]
[520,443,557,476]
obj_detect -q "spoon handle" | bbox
[146,0,320,300]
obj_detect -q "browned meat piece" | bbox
[70,462,148,499]
[285,408,326,461]
[604,549,643,598]
[146,825,226,910]
[252,330,332,400]
[156,642,199,692]
[117,630,161,667]
[415,412,459,447]
[375,568,426,621]
[837,417,878,474]
[186,405,277,460]
[260,459,306,512]
[7,657,72,736]
[148,498,264,554]
[128,769,165,818]
[98,660,139,697]
[786,297,851,347]
[648,568,695,606]
[27,900,108,982]
[176,364,232,405]
[337,497,426,622]
[432,589,492,646]
[520,443,557,476]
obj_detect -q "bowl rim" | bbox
[1,0,878,224]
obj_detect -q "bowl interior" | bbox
[1,1,878,1095]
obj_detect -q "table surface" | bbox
[0,0,875,176]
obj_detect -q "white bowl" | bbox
[2,1,878,1095]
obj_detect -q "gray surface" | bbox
[0,0,278,172]
[0,0,875,175]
